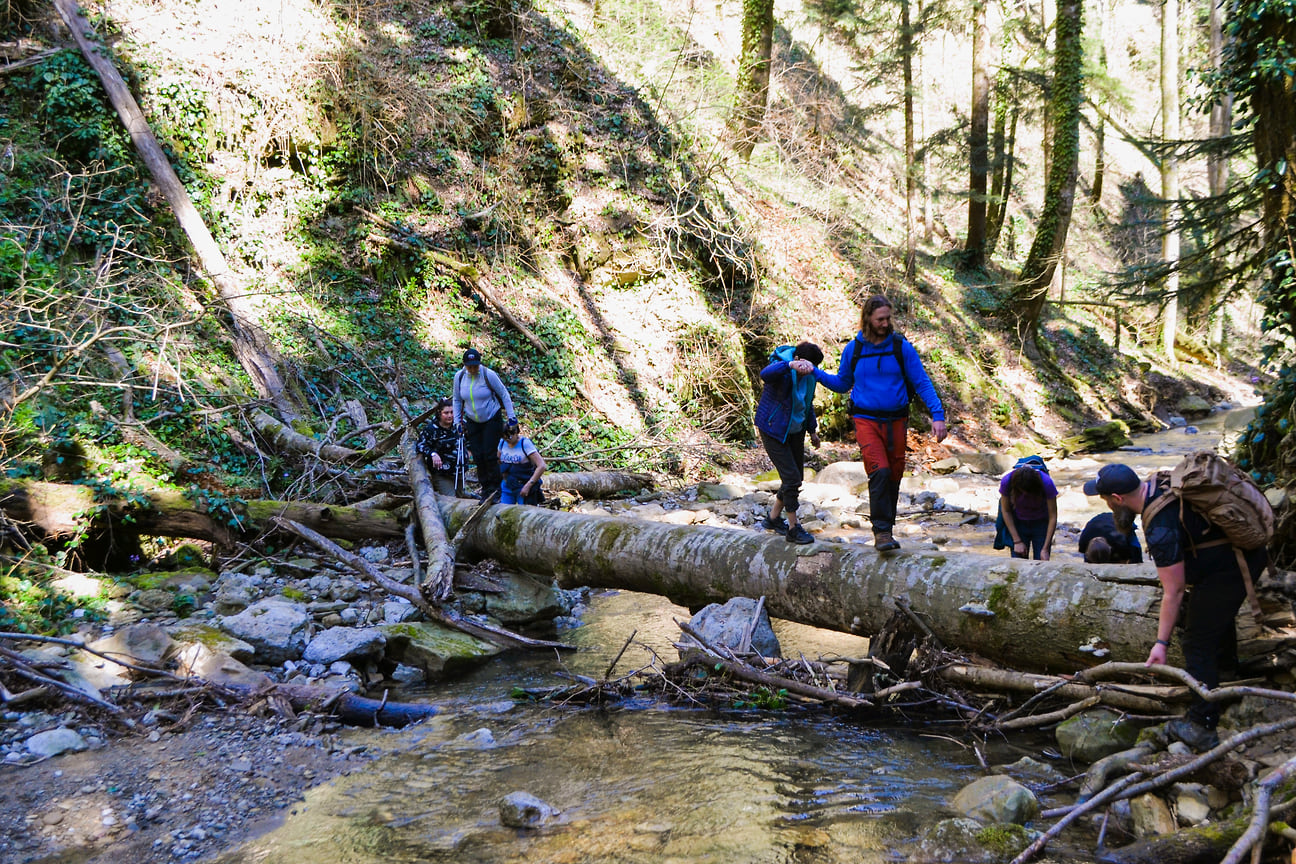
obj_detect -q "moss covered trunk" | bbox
[0,479,404,547]
[1006,0,1083,341]
[443,501,1167,673]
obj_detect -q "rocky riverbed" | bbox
[3,405,1291,864]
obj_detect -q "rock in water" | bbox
[682,597,781,659]
[499,791,560,828]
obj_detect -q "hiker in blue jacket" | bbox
[813,295,947,551]
[755,342,824,545]
[452,348,516,498]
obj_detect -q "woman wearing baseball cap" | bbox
[452,348,517,498]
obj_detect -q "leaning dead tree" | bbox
[51,0,296,419]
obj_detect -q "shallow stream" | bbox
[211,409,1256,864]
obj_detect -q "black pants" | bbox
[1181,557,1256,728]
[464,410,504,498]
[760,429,806,514]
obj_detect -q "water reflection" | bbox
[212,593,975,864]
[213,708,969,864]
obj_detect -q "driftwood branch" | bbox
[1078,741,1158,802]
[677,620,873,709]
[1019,715,1296,864]
[939,663,1182,718]
[992,694,1101,731]
[0,644,123,714]
[248,409,365,462]
[1221,755,1296,864]
[1075,661,1296,705]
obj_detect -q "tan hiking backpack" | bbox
[1141,450,1276,622]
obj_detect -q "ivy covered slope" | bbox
[2,0,1285,531]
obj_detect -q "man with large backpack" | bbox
[812,294,948,551]
[1084,456,1273,751]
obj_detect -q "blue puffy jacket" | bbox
[754,345,818,442]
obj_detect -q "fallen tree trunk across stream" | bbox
[5,479,1279,674]
[435,500,1170,674]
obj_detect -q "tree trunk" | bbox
[965,0,990,269]
[0,479,405,546]
[1090,0,1110,204]
[1160,0,1181,366]
[919,11,933,243]
[544,471,656,497]
[732,0,775,159]
[399,431,456,600]
[902,0,917,276]
[1006,0,1083,342]
[51,0,297,420]
[1205,0,1233,361]
[9,484,1294,675]
[986,95,1018,258]
[443,502,1169,674]
[1207,0,1232,201]
[248,409,366,463]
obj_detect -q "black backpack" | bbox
[847,333,915,418]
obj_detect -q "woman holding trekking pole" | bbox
[416,398,465,497]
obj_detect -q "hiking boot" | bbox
[786,525,814,545]
[762,516,789,535]
[874,531,901,552]
[1166,717,1220,752]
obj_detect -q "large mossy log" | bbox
[544,471,655,498]
[3,480,1272,675]
[438,500,1169,674]
[0,479,404,546]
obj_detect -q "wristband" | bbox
[1155,639,1170,647]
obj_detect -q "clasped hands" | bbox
[789,359,815,374]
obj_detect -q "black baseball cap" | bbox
[462,348,481,365]
[1083,464,1141,496]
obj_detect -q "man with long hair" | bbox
[812,294,947,551]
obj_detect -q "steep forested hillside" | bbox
[1,0,1291,563]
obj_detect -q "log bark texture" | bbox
[544,471,655,498]
[400,431,455,599]
[0,479,404,545]
[7,481,1286,676]
[441,501,1169,674]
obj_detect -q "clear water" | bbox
[211,592,998,864]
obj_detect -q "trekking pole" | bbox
[454,433,467,496]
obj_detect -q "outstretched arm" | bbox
[521,449,546,494]
[1041,497,1058,561]
[812,341,856,394]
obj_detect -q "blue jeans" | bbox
[500,478,525,505]
[1009,517,1050,559]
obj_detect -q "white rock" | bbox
[26,728,88,758]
